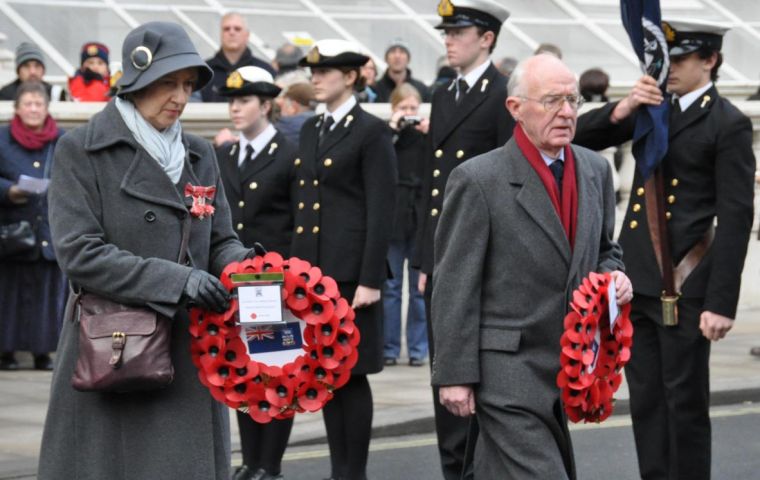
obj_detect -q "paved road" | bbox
[276,403,760,480]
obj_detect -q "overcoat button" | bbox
[456,150,464,159]
[144,211,157,222]
[435,149,443,158]
[636,187,644,196]
[324,159,333,167]
[629,220,638,229]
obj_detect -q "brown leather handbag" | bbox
[71,217,190,393]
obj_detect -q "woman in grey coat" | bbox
[37,22,251,480]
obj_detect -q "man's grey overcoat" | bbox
[37,101,250,480]
[431,139,624,479]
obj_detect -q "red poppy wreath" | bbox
[556,271,633,423]
[189,252,359,423]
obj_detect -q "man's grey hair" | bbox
[221,11,248,30]
[507,53,578,97]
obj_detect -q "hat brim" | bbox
[217,82,282,98]
[434,19,477,30]
[117,52,213,96]
[298,52,369,69]
[668,45,702,58]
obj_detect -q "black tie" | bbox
[456,78,468,104]
[549,159,564,197]
[671,97,682,118]
[240,144,254,172]
[319,115,334,144]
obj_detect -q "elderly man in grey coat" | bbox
[431,53,633,479]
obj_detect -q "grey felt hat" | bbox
[116,21,213,96]
[15,42,45,71]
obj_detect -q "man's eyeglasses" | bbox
[520,94,585,112]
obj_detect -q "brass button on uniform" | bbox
[629,220,638,229]
[431,208,439,217]
[456,150,464,159]
[432,188,440,197]
[238,201,245,208]
[249,182,258,190]
[435,149,443,158]
[632,203,641,212]
[298,202,305,210]
[313,180,319,186]
[296,226,304,234]
[312,226,320,234]
[313,203,320,210]
[667,195,675,204]
[294,158,301,166]
[636,187,644,196]
[33,161,41,168]
[41,240,49,247]
[299,180,305,187]
[324,158,333,167]
[433,169,441,178]
[666,211,672,220]
[236,223,244,231]
[671,178,679,187]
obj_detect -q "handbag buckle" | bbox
[109,332,127,368]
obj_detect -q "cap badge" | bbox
[226,71,244,89]
[130,46,153,71]
[306,47,321,64]
[662,22,676,42]
[438,0,454,17]
[86,44,99,56]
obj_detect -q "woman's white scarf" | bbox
[115,97,185,183]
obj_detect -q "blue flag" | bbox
[620,0,670,179]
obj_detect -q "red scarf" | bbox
[514,123,578,249]
[10,114,58,150]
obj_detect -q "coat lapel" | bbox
[317,105,359,157]
[120,148,187,212]
[218,142,241,197]
[434,63,498,148]
[507,141,571,265]
[669,85,716,140]
[566,148,599,283]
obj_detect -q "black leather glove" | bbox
[183,270,230,313]
[245,242,268,259]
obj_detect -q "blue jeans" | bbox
[383,238,428,360]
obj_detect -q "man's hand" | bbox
[417,272,427,294]
[611,75,664,124]
[439,385,475,417]
[351,285,381,309]
[7,185,29,205]
[610,270,633,306]
[699,311,734,341]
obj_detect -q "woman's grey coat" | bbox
[38,101,249,480]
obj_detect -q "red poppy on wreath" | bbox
[190,253,359,423]
[557,271,633,423]
[184,183,216,219]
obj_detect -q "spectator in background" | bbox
[748,84,760,100]
[356,57,378,103]
[274,82,316,145]
[374,40,431,103]
[0,81,65,371]
[497,56,517,77]
[579,67,610,102]
[272,43,302,77]
[383,83,429,368]
[200,12,275,102]
[0,42,63,101]
[68,42,111,102]
[534,42,563,59]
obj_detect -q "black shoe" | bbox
[251,468,284,480]
[383,357,397,366]
[0,353,18,371]
[408,358,425,367]
[34,354,53,371]
[232,465,253,480]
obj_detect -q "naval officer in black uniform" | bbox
[412,2,514,479]
[291,40,397,480]
[215,66,298,480]
[575,20,756,480]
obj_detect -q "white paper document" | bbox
[608,277,620,331]
[17,175,50,194]
[237,284,284,325]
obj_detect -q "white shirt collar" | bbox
[324,95,357,130]
[540,148,565,167]
[238,124,277,167]
[675,82,713,112]
[456,59,492,93]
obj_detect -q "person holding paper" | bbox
[291,40,397,480]
[0,81,64,371]
[216,66,298,480]
[431,54,632,479]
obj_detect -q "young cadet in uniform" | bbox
[216,66,297,480]
[575,20,756,480]
[412,1,514,479]
[292,40,396,480]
